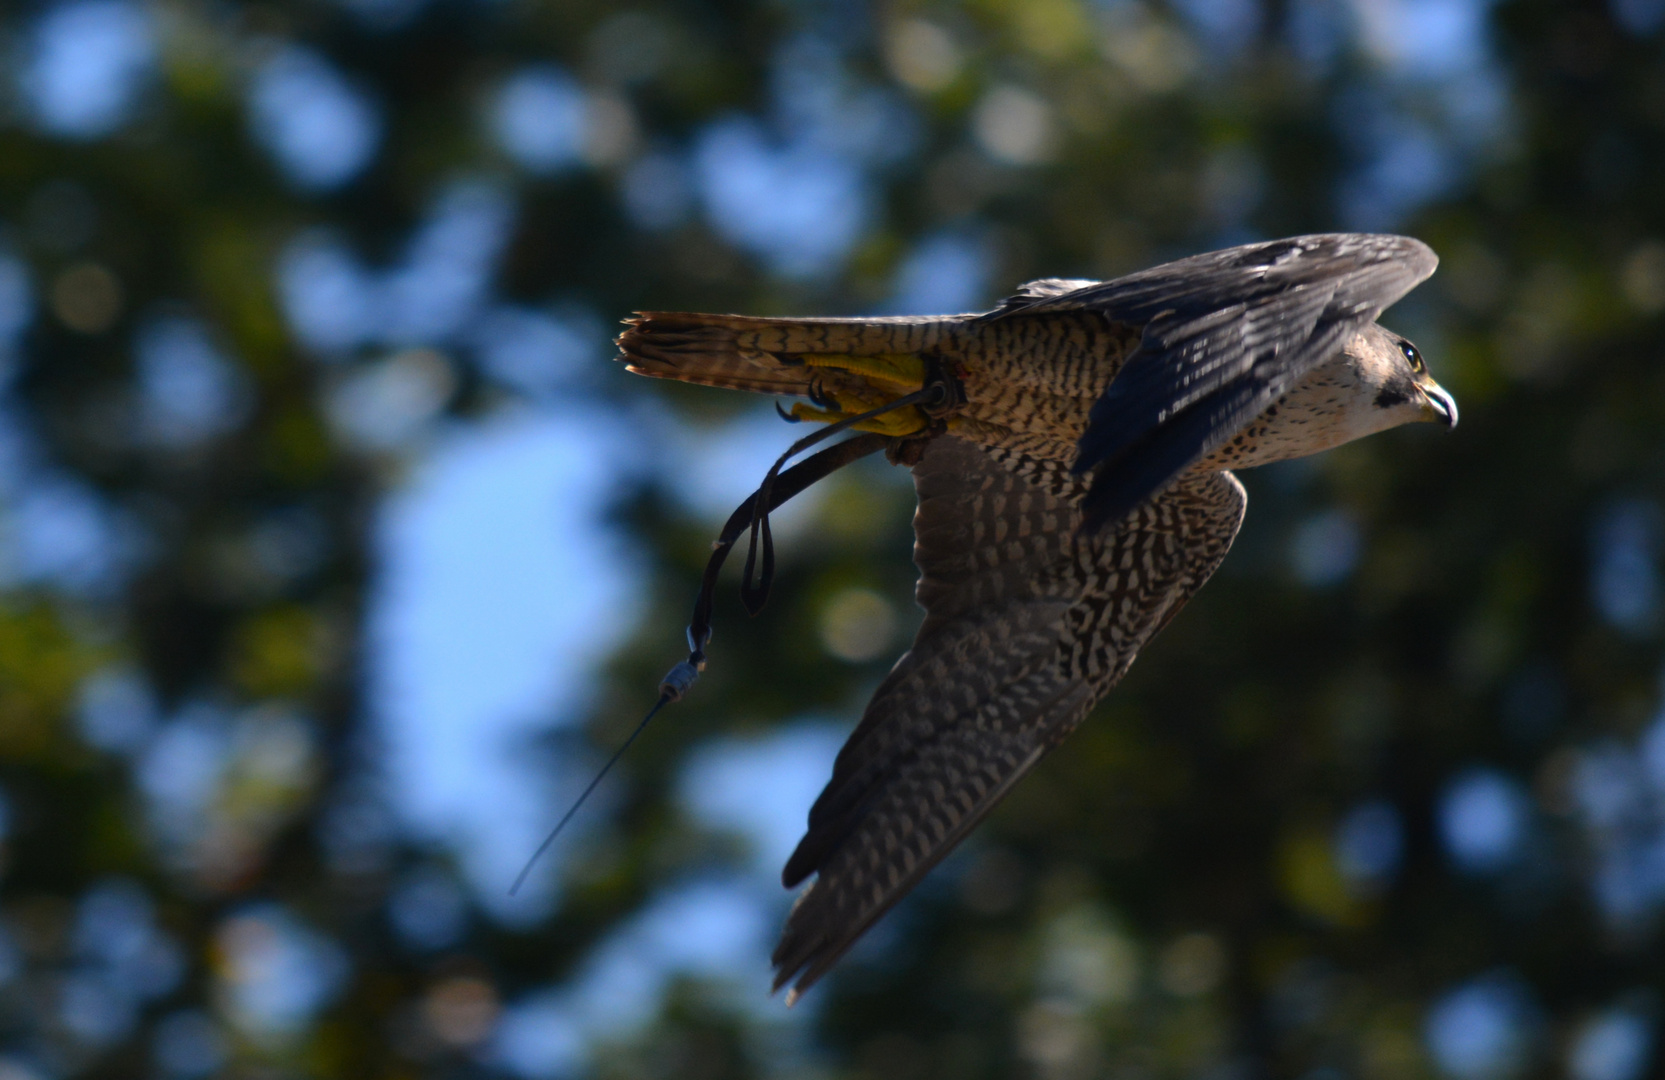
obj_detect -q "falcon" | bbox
[615,233,1456,1001]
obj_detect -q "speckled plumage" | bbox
[615,233,1455,1000]
[766,438,1248,995]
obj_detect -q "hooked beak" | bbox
[1418,379,1458,428]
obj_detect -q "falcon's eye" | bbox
[1399,341,1425,373]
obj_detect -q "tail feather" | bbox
[616,312,964,397]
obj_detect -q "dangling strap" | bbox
[510,375,959,893]
[507,430,891,894]
[739,383,947,614]
[685,431,889,666]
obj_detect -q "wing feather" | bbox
[771,437,1248,999]
[981,233,1435,530]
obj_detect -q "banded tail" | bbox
[616,312,967,398]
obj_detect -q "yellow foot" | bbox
[801,352,927,388]
[785,352,936,436]
[788,402,927,437]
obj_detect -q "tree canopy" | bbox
[2,0,1665,1078]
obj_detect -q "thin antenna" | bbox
[509,689,673,896]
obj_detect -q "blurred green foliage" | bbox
[3,0,1665,1078]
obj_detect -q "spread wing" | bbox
[770,436,1247,1000]
[986,233,1436,530]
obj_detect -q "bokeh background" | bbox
[2,0,1665,1077]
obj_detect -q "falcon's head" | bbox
[1259,323,1456,466]
[1348,324,1459,430]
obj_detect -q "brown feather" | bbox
[770,438,1247,1000]
[616,311,967,397]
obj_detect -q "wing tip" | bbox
[769,878,872,1003]
[770,944,839,1005]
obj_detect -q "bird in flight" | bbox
[615,233,1456,1002]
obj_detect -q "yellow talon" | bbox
[801,352,928,387]
[788,351,936,437]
